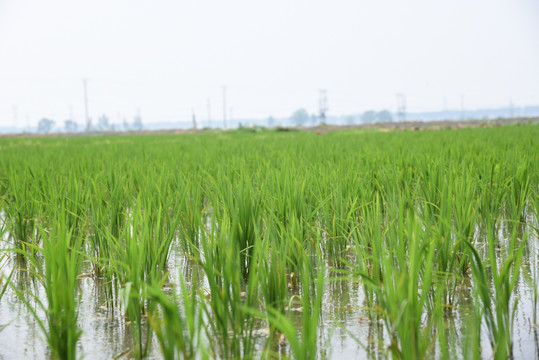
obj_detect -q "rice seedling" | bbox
[245,243,325,360]
[0,248,12,306]
[175,173,205,255]
[257,219,290,316]
[465,216,527,360]
[215,171,263,280]
[461,292,482,360]
[197,210,259,359]
[0,123,536,359]
[11,205,83,360]
[319,180,359,267]
[370,199,437,359]
[3,166,40,253]
[104,194,177,359]
[146,270,208,360]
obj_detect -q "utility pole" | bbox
[318,89,328,125]
[222,86,227,129]
[83,78,90,131]
[207,97,212,128]
[192,108,197,130]
[396,93,406,122]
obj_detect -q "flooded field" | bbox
[0,125,538,359]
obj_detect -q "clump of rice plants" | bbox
[0,124,536,359]
[11,205,83,360]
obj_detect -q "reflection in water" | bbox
[0,213,538,359]
[78,276,134,359]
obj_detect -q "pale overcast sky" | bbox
[0,0,538,127]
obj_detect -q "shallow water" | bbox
[1,218,538,359]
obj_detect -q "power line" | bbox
[192,108,197,130]
[396,93,406,122]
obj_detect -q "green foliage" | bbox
[10,206,83,360]
[0,125,537,359]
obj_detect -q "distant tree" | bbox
[38,118,55,133]
[133,115,143,130]
[291,108,309,126]
[123,118,130,131]
[64,120,77,132]
[98,114,110,131]
[345,115,356,125]
[360,110,377,123]
[377,110,393,122]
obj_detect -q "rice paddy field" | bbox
[0,124,538,359]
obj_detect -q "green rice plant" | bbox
[59,173,90,241]
[85,172,125,297]
[209,171,263,280]
[515,192,538,335]
[465,217,527,360]
[280,211,313,286]
[461,292,482,360]
[422,169,466,309]
[530,193,539,326]
[505,159,531,227]
[146,272,208,360]
[477,163,507,230]
[11,205,83,360]
[451,164,478,276]
[100,195,176,359]
[119,282,151,360]
[418,160,446,222]
[433,283,450,360]
[345,197,384,309]
[104,168,131,239]
[197,211,259,359]
[251,246,325,360]
[257,218,290,315]
[3,166,40,254]
[346,194,438,359]
[319,182,359,267]
[138,190,180,280]
[1,198,22,309]
[0,247,12,305]
[381,204,437,359]
[269,168,318,240]
[0,122,537,359]
[175,173,205,255]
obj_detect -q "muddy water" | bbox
[1,223,538,359]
